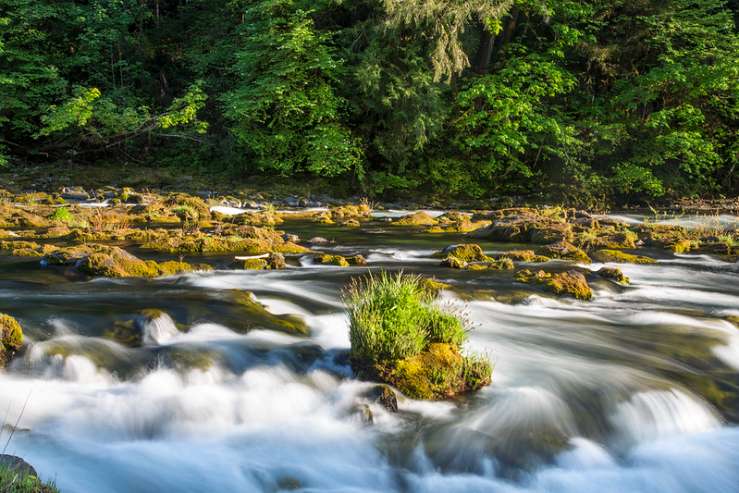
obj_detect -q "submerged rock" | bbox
[231,291,309,336]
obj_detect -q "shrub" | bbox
[425,307,466,346]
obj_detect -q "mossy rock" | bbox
[0,240,59,257]
[542,241,591,263]
[436,244,491,263]
[318,254,350,267]
[44,244,210,278]
[380,344,491,400]
[392,211,438,227]
[515,269,593,300]
[592,249,656,264]
[495,249,549,262]
[672,239,700,254]
[421,278,451,296]
[575,228,639,250]
[241,253,286,270]
[426,212,490,233]
[475,208,573,244]
[597,267,630,284]
[0,314,24,367]
[231,291,309,336]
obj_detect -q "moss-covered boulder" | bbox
[597,267,630,284]
[542,241,591,263]
[426,212,490,233]
[0,314,24,367]
[140,229,309,256]
[392,211,438,227]
[436,243,491,263]
[515,269,593,300]
[474,208,573,244]
[592,249,656,264]
[380,344,491,400]
[44,244,210,278]
[346,272,491,400]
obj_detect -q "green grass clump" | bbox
[0,465,59,493]
[345,272,490,399]
[49,206,73,224]
[346,272,435,364]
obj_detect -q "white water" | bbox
[1,248,738,492]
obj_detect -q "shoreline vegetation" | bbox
[0,1,737,205]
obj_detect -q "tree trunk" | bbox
[473,24,495,74]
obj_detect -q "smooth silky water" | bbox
[1,216,738,493]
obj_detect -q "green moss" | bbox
[383,344,491,400]
[1,313,24,367]
[440,255,467,269]
[421,278,451,296]
[231,291,309,336]
[319,254,350,267]
[242,258,269,270]
[592,249,656,264]
[672,239,700,254]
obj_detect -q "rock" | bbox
[0,455,38,478]
[0,313,24,367]
[592,249,656,264]
[392,211,438,227]
[282,233,300,243]
[542,240,591,263]
[597,267,630,284]
[309,236,330,245]
[380,343,491,400]
[61,187,90,201]
[318,254,350,267]
[355,403,374,425]
[515,269,593,300]
[438,244,490,262]
[377,385,399,412]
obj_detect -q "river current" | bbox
[1,214,738,493]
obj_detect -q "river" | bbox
[1,214,738,493]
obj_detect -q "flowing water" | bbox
[1,216,738,493]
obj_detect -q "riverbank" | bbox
[2,163,738,214]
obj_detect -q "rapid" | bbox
[0,213,737,493]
